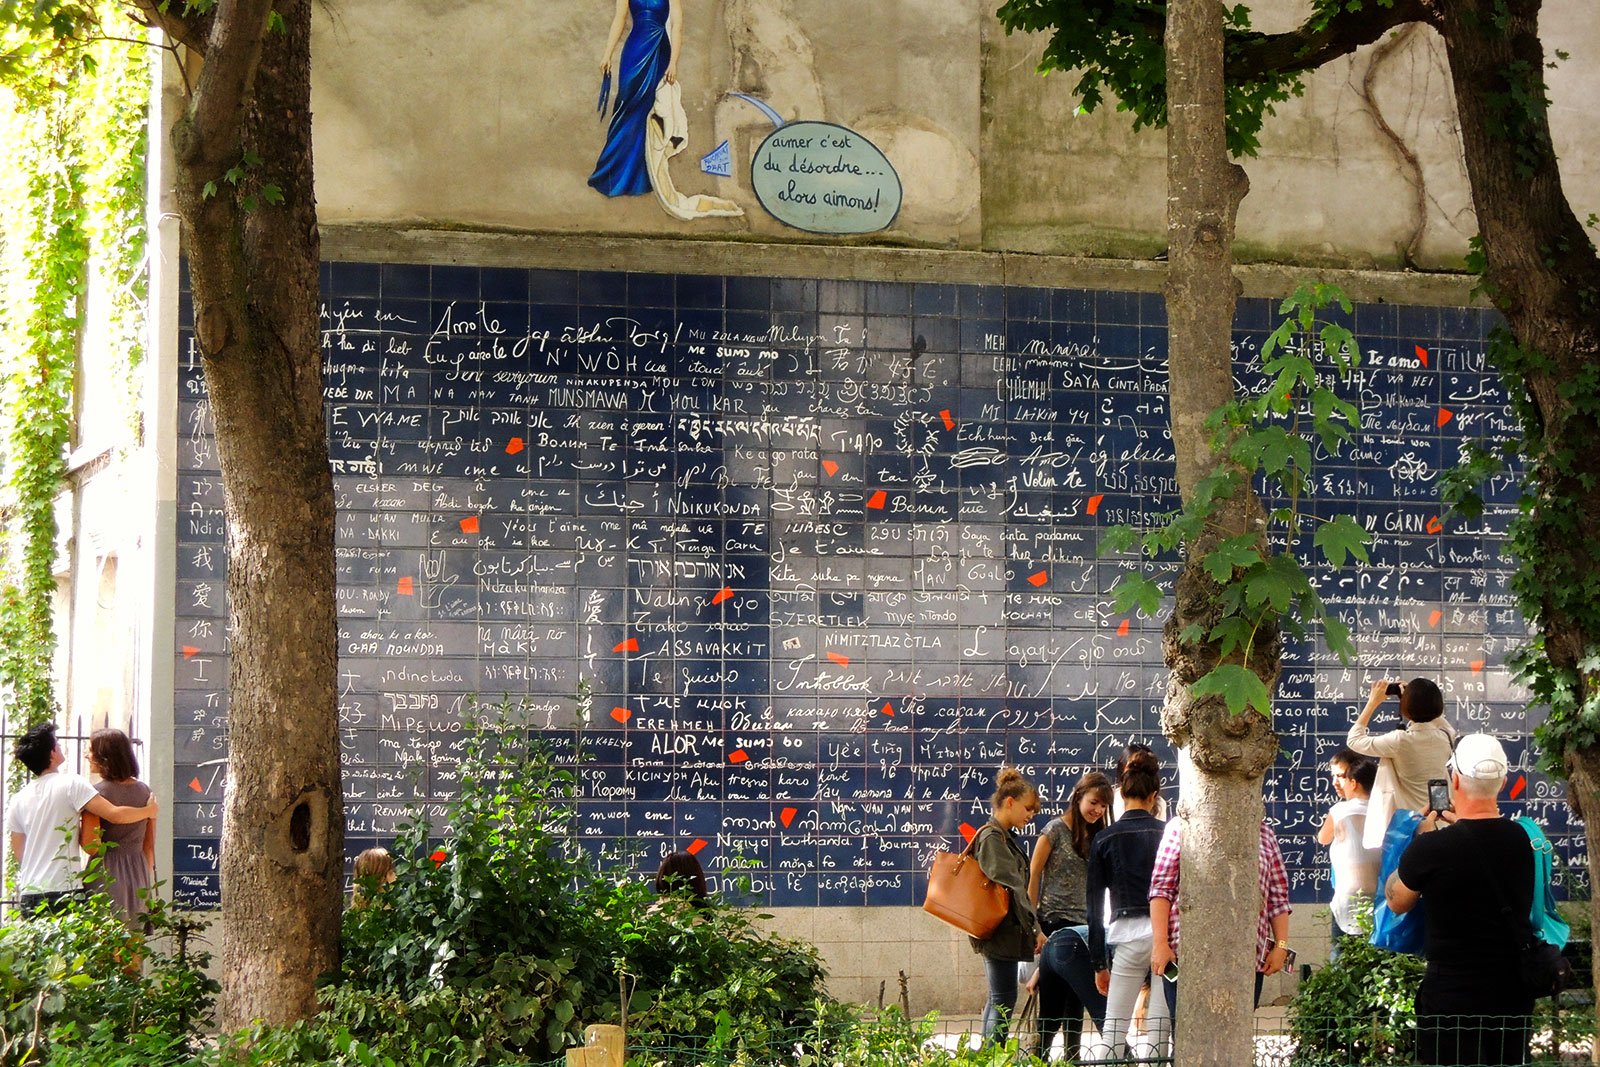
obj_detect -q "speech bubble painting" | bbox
[750,121,902,235]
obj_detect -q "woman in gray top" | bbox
[970,766,1045,1042]
[1028,772,1113,1058]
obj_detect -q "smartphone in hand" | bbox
[1386,681,1403,698]
[1162,958,1179,982]
[1427,777,1452,814]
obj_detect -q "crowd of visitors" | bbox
[961,679,1561,1067]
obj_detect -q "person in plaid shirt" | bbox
[1147,816,1292,1021]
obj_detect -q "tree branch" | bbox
[1226,0,1439,82]
[186,0,275,163]
[122,0,209,56]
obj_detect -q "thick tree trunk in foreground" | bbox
[161,0,343,1026]
[1438,2,1600,1046]
[1163,0,1281,1063]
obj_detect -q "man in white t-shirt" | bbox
[7,722,158,915]
[1317,747,1381,958]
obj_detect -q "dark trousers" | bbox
[1037,924,1108,1059]
[1415,985,1532,1066]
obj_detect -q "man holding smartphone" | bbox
[1384,732,1539,1066]
[1346,678,1455,849]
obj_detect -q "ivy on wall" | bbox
[0,12,148,730]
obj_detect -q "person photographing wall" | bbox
[1346,678,1454,849]
[1384,732,1550,1066]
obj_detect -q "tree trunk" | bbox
[166,0,343,1026]
[1163,0,1282,1063]
[1437,3,1600,1049]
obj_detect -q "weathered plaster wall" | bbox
[982,1,1598,269]
[311,0,984,244]
[310,1,1597,269]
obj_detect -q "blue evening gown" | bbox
[589,0,671,197]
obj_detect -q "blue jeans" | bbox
[982,955,1019,1042]
[1037,925,1108,1059]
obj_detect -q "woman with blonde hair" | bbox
[351,847,396,909]
[970,766,1045,1042]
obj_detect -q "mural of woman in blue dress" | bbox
[590,0,680,197]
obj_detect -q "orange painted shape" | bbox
[188,777,203,793]
[1437,408,1454,427]
[1426,515,1444,534]
[712,586,734,605]
[822,459,840,477]
[1027,570,1048,587]
[958,822,977,845]
[866,489,888,509]
[827,651,850,667]
[614,637,640,653]
[1429,610,1443,627]
[1510,775,1527,800]
[182,646,200,659]
[1087,494,1104,516]
[687,838,708,855]
[506,437,525,455]
[460,515,480,534]
[1470,659,1486,673]
[396,576,414,595]
[1117,619,1130,637]
[881,701,895,717]
[940,409,955,431]
[610,707,633,724]
[779,807,798,828]
[1415,345,1430,368]
[430,848,448,867]
[729,749,750,764]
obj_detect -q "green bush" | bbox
[1285,908,1425,1067]
[0,888,217,1067]
[329,703,836,1065]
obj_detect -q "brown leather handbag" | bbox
[923,829,1011,938]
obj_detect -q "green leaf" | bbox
[1313,515,1371,568]
[1110,572,1163,618]
[1201,535,1263,582]
[1323,616,1355,661]
[1191,664,1272,716]
[1243,555,1305,613]
[1100,524,1141,554]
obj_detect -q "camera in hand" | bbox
[1427,777,1452,813]
[1386,682,1403,697]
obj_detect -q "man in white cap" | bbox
[1384,732,1539,1066]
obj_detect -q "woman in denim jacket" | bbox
[1087,747,1168,1061]
[970,766,1045,1042]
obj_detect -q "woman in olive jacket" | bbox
[970,766,1046,1041]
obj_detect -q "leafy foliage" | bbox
[1285,909,1425,1066]
[0,5,147,731]
[1108,283,1369,714]
[0,888,217,1066]
[991,0,1345,156]
[327,703,834,1065]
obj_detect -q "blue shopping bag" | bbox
[1370,809,1425,955]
